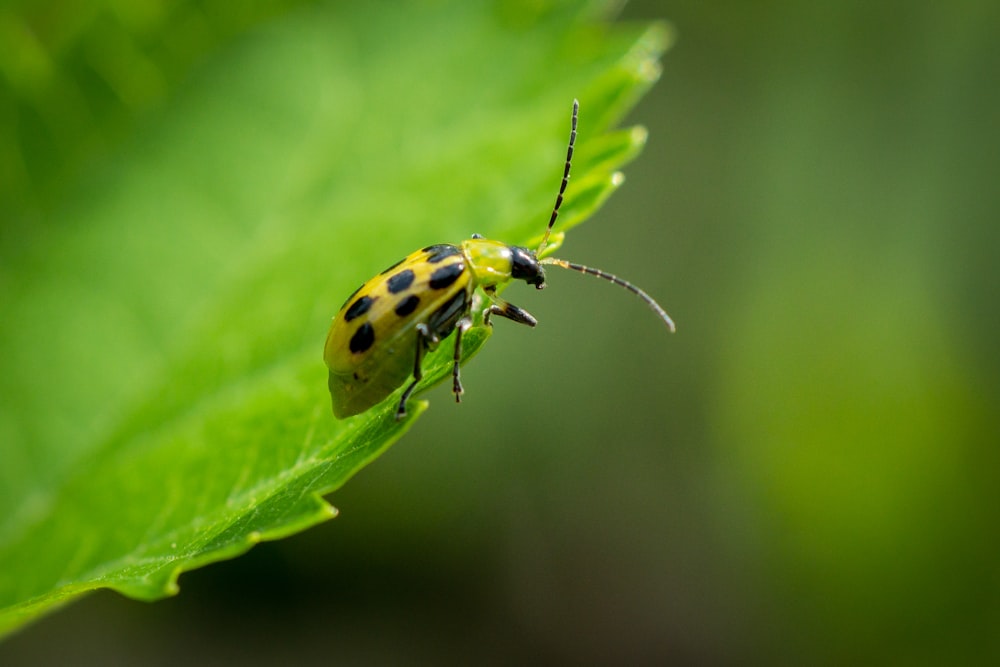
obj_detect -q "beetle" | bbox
[324,100,675,420]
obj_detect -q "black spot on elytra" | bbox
[349,322,375,354]
[344,295,376,322]
[379,257,406,275]
[429,262,464,290]
[387,269,415,294]
[423,244,461,263]
[395,294,420,317]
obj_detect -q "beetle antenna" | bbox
[537,99,578,258]
[541,258,676,332]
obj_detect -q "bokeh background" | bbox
[3,0,998,664]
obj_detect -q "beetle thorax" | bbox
[460,238,545,289]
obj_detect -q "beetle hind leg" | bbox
[396,323,437,420]
[452,317,472,402]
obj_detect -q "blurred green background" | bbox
[2,0,998,664]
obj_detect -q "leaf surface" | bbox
[0,1,668,636]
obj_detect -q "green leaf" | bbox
[0,1,668,636]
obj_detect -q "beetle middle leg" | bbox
[451,317,472,402]
[396,323,438,420]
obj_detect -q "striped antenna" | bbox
[541,258,676,332]
[537,99,578,258]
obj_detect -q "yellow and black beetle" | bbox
[324,101,675,420]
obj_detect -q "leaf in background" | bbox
[0,0,667,636]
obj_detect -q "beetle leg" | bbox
[483,297,538,327]
[397,323,434,420]
[452,317,472,402]
[482,288,537,328]
[485,301,536,327]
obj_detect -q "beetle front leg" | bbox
[482,286,537,328]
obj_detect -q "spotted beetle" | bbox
[324,100,675,420]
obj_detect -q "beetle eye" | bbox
[510,246,543,286]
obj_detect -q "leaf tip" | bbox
[642,21,676,56]
[622,22,673,91]
[162,576,181,597]
[630,125,649,148]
